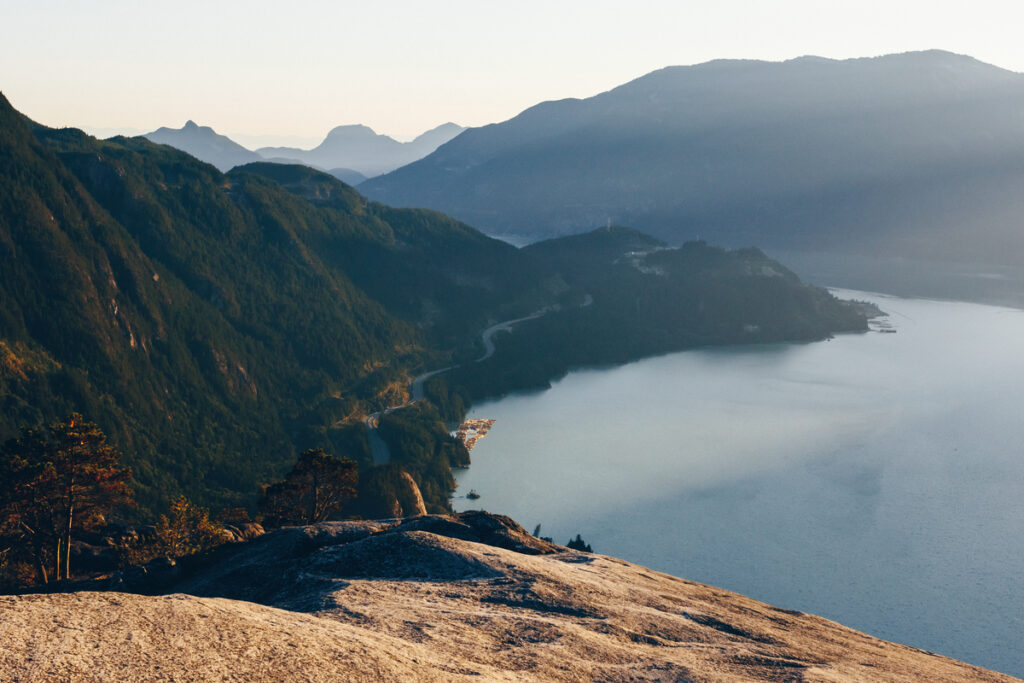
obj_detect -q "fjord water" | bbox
[453,290,1024,676]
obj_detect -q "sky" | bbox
[2,0,1024,147]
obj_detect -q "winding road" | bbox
[475,308,553,362]
[366,305,559,465]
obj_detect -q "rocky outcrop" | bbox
[356,465,431,518]
[219,522,265,543]
[0,512,1014,682]
[395,469,428,517]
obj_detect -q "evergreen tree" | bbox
[566,534,592,553]
[0,414,133,583]
[258,449,357,526]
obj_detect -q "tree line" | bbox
[0,414,358,589]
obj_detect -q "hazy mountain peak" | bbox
[641,49,1002,82]
[786,54,836,64]
[417,121,463,137]
[410,122,466,149]
[887,48,980,62]
[144,120,261,172]
[324,123,380,140]
[255,121,466,179]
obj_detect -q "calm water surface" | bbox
[453,290,1024,677]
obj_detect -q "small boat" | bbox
[466,489,481,500]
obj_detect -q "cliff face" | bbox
[0,513,1013,682]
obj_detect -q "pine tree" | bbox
[566,534,592,553]
[0,414,133,583]
[121,497,228,566]
[258,449,357,526]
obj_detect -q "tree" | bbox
[0,414,133,583]
[121,497,228,566]
[258,449,357,526]
[0,431,55,583]
[566,534,592,552]
[159,497,228,557]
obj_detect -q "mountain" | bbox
[0,92,865,517]
[362,51,1024,271]
[144,120,263,171]
[144,120,462,183]
[257,122,465,178]
[404,121,465,155]
[0,94,542,514]
[4,513,1013,681]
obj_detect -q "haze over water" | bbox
[453,290,1024,677]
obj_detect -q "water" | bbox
[453,290,1024,677]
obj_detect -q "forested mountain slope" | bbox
[0,94,542,514]
[0,93,866,518]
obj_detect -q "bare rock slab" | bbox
[1,512,1015,682]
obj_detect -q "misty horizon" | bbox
[53,48,1023,151]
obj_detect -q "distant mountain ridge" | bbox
[257,122,465,177]
[144,120,464,179]
[361,50,1024,270]
[144,120,263,172]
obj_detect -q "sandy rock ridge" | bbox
[1,511,1016,682]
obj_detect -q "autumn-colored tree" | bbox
[0,414,133,583]
[122,496,228,566]
[0,431,54,583]
[155,497,228,557]
[258,449,357,526]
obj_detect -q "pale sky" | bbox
[2,0,1023,146]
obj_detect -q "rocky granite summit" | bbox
[0,512,1014,682]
